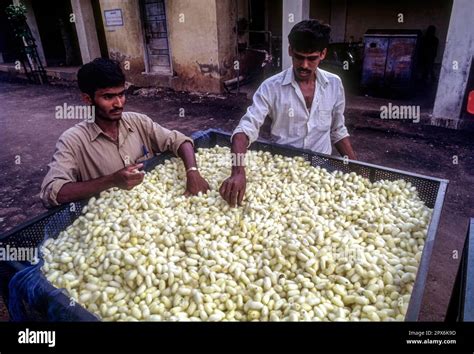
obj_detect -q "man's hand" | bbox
[112,163,145,190]
[185,170,210,196]
[219,168,246,207]
[56,163,144,205]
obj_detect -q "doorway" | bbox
[140,0,172,74]
[31,0,82,67]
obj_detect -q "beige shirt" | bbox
[40,112,192,207]
[232,67,349,154]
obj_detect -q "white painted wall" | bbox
[70,0,101,64]
[282,0,310,70]
[432,0,473,125]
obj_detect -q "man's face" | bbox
[289,47,327,81]
[82,86,126,121]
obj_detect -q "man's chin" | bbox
[298,69,317,81]
[108,112,123,120]
[295,73,309,80]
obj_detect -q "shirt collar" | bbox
[282,66,329,89]
[87,116,134,142]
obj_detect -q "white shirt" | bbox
[232,66,349,154]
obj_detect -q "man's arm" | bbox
[40,132,147,207]
[231,81,272,147]
[219,82,272,207]
[335,137,356,160]
[40,136,80,208]
[219,133,248,206]
[177,141,210,196]
[56,164,144,204]
[331,78,356,160]
[143,117,209,196]
[230,132,249,175]
[176,141,198,170]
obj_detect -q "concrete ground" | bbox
[0,74,472,321]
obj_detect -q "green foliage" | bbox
[5,3,27,20]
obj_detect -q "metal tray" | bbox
[447,218,474,322]
[0,129,449,321]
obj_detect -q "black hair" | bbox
[77,57,125,97]
[288,19,331,53]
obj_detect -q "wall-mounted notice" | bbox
[104,9,123,27]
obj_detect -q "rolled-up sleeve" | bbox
[232,81,272,146]
[143,116,193,156]
[330,78,349,144]
[40,136,79,208]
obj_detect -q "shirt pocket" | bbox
[135,154,150,164]
[135,152,155,170]
[280,103,299,136]
[316,109,332,131]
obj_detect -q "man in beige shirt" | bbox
[40,58,209,208]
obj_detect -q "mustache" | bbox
[110,108,123,113]
[297,68,311,73]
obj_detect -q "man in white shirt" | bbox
[220,19,356,206]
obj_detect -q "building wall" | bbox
[344,0,452,63]
[95,0,236,93]
[167,0,221,92]
[433,0,474,127]
[237,0,249,45]
[310,0,331,24]
[216,0,237,82]
[98,0,146,81]
[71,0,101,64]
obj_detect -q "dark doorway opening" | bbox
[91,0,108,59]
[248,0,266,48]
[32,0,82,67]
[140,0,172,74]
[0,0,18,63]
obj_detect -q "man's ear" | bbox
[320,48,327,61]
[81,92,93,105]
[288,46,293,57]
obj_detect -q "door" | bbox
[361,36,389,88]
[385,36,418,88]
[141,0,171,74]
[32,0,82,66]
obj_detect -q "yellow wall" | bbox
[93,0,452,91]
[216,0,238,82]
[99,0,146,79]
[95,0,238,92]
[167,0,222,92]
